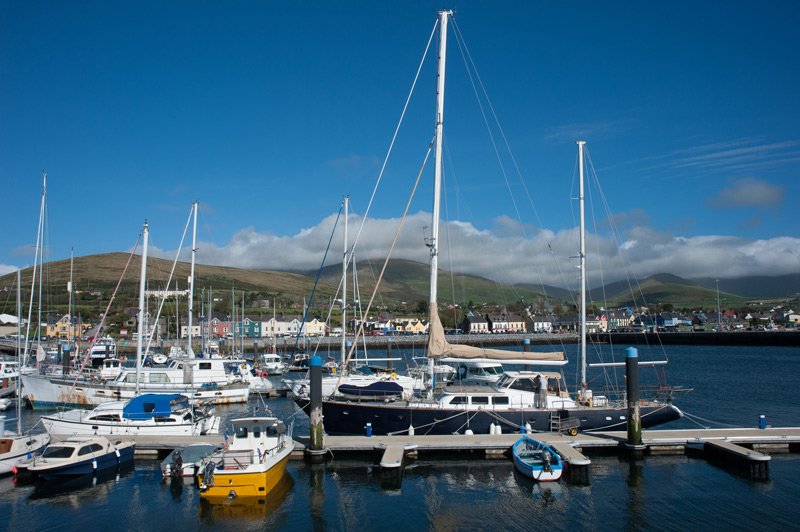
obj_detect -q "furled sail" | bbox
[427,303,564,362]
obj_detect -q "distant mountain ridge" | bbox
[1,254,796,308]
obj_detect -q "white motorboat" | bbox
[257,354,286,375]
[16,435,134,479]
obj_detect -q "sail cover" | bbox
[427,303,564,362]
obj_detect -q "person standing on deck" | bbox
[538,375,548,408]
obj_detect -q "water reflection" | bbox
[198,472,294,523]
[308,462,326,532]
[623,458,645,530]
[25,462,135,503]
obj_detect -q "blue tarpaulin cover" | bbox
[122,394,188,420]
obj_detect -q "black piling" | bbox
[306,354,325,462]
[621,346,645,455]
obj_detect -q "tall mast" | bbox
[187,201,198,356]
[23,172,46,367]
[429,10,450,307]
[68,248,74,345]
[175,279,179,344]
[201,288,206,355]
[427,10,451,395]
[136,221,149,395]
[16,270,22,436]
[341,195,348,366]
[231,286,236,356]
[577,141,587,393]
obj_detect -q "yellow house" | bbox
[302,317,326,337]
[402,319,428,334]
[506,314,526,332]
[46,315,86,340]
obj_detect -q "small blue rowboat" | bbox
[512,436,563,482]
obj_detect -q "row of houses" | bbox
[459,313,527,334]
[349,313,430,335]
[523,307,800,333]
[179,314,326,339]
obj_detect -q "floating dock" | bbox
[75,426,799,479]
[299,426,800,479]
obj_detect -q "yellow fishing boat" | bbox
[197,416,294,501]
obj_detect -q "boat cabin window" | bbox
[253,427,261,438]
[42,446,75,459]
[154,417,176,423]
[78,444,104,456]
[267,425,280,437]
[508,378,536,392]
[183,413,192,421]
[199,363,212,370]
[124,374,145,383]
[449,396,468,405]
[148,373,169,384]
[471,396,489,405]
[235,426,248,438]
[493,396,509,405]
[90,414,121,422]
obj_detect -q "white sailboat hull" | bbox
[21,374,250,409]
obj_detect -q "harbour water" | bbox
[2,344,799,531]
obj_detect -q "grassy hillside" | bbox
[314,259,549,306]
[0,252,332,295]
[1,254,788,320]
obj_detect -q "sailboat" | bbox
[0,270,50,476]
[296,10,682,436]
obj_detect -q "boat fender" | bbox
[390,373,397,380]
[115,449,121,460]
[92,459,98,470]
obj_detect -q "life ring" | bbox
[389,373,397,380]
[260,371,269,378]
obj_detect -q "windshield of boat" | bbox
[42,446,75,458]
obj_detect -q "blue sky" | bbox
[2,1,798,289]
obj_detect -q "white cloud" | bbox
[148,211,800,288]
[0,264,19,276]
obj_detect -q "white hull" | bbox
[0,433,50,475]
[21,374,250,409]
[41,415,220,436]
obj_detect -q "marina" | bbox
[1,3,799,531]
[0,343,799,531]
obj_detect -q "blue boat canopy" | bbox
[123,394,189,420]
